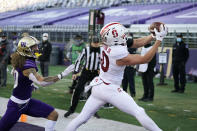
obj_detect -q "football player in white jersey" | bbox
[65,22,168,131]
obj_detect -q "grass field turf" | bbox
[0,65,197,131]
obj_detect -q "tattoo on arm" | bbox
[23,68,37,77]
[23,68,60,83]
[43,76,59,83]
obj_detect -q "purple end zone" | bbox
[10,122,44,131]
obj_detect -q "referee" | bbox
[64,37,100,118]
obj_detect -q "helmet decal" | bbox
[100,22,127,46]
[17,36,39,58]
[112,29,118,38]
[21,42,27,47]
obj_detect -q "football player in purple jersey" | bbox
[0,36,74,131]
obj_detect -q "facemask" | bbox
[75,40,82,46]
[42,37,48,41]
[31,46,39,58]
[176,38,182,42]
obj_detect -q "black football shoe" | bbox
[64,110,74,118]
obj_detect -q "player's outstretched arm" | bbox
[130,35,154,48]
[117,25,168,66]
[117,40,161,66]
[23,64,74,87]
[129,22,167,48]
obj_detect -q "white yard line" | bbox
[0,97,147,131]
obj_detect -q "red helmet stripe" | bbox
[103,22,120,30]
[100,22,120,36]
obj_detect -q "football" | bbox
[148,22,164,36]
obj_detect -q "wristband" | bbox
[126,38,133,48]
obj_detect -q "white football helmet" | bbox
[100,22,128,46]
[17,36,39,58]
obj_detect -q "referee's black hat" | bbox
[92,36,99,43]
[75,34,82,39]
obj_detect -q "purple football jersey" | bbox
[12,59,38,100]
[0,59,54,131]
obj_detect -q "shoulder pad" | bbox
[23,59,38,71]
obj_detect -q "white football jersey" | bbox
[99,45,129,85]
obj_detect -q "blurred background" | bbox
[0,1,197,131]
[0,0,197,87]
[2,0,197,78]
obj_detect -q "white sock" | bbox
[45,120,56,131]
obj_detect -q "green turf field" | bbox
[0,65,197,131]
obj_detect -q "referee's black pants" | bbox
[69,69,99,112]
[141,68,155,99]
[122,66,136,96]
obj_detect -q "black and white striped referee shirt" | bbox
[74,46,101,73]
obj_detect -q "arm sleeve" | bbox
[127,38,134,48]
[74,48,86,73]
[32,83,39,89]
[65,44,73,59]
[29,73,54,87]
[66,47,72,59]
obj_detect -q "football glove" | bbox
[154,24,168,41]
[58,64,75,79]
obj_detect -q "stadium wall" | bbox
[156,47,197,78]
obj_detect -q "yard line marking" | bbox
[52,89,59,91]
[147,104,154,106]
[164,106,173,109]
[183,110,191,112]
[175,126,180,131]
[189,117,197,120]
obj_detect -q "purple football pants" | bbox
[0,98,54,131]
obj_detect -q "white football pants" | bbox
[66,82,162,131]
